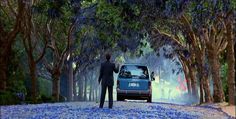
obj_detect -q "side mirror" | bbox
[151,72,155,81]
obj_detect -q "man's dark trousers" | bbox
[99,85,113,108]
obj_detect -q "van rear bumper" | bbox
[117,88,151,97]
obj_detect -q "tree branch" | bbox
[179,15,197,45]
[42,57,53,73]
[35,37,48,63]
[58,21,76,69]
[7,0,25,44]
[152,28,185,49]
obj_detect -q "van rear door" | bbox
[118,65,149,90]
[118,78,149,90]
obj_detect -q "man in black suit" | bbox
[98,53,119,109]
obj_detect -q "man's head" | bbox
[106,53,111,61]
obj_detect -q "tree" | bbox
[124,0,212,103]
[41,0,77,101]
[192,0,235,103]
[225,11,235,105]
[221,0,236,105]
[46,22,75,102]
[0,0,26,92]
[179,15,213,103]
[20,0,49,102]
[201,18,227,102]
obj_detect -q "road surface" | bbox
[1,101,233,119]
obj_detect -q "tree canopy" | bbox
[0,0,235,105]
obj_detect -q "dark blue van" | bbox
[116,64,152,102]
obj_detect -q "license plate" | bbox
[128,83,140,87]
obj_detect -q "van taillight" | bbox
[117,80,120,87]
[148,81,151,87]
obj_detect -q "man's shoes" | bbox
[109,107,112,109]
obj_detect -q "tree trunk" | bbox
[186,78,191,95]
[188,66,198,100]
[0,51,8,91]
[73,78,77,101]
[68,61,73,101]
[0,40,11,92]
[92,82,95,101]
[84,75,87,101]
[89,77,92,101]
[52,77,60,101]
[96,84,98,101]
[226,24,235,105]
[73,71,78,101]
[208,49,225,102]
[183,48,198,101]
[199,78,204,103]
[52,69,61,102]
[29,56,37,103]
[202,74,212,103]
[78,75,83,101]
[182,62,192,95]
[197,53,212,103]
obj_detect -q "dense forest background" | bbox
[0,0,235,105]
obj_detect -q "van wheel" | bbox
[117,96,124,101]
[147,96,152,103]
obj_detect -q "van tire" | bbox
[147,96,152,103]
[117,96,124,101]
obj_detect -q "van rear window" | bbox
[118,65,149,79]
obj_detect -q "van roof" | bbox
[122,63,147,67]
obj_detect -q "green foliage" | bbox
[34,94,66,103]
[8,79,26,94]
[95,0,143,49]
[24,94,54,104]
[96,1,123,27]
[138,34,154,56]
[0,91,20,105]
[36,94,54,103]
[153,19,177,37]
[24,77,53,104]
[81,0,98,8]
[75,25,96,53]
[38,77,52,97]
[8,47,26,94]
[95,0,123,45]
[0,42,27,105]
[33,0,73,52]
[0,1,18,32]
[231,0,236,9]
[115,55,125,63]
